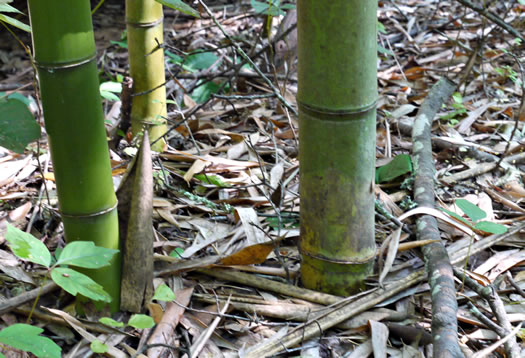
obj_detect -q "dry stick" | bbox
[471,323,523,358]
[190,296,231,358]
[455,268,521,358]
[454,0,525,42]
[0,281,58,316]
[198,268,343,306]
[411,77,463,358]
[14,306,128,336]
[441,151,525,185]
[197,0,298,116]
[505,271,525,298]
[230,222,525,358]
[467,302,507,337]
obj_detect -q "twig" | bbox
[411,77,462,358]
[197,268,343,306]
[467,302,507,336]
[0,281,58,315]
[211,93,275,100]
[441,151,525,185]
[455,268,521,358]
[505,271,525,298]
[471,323,522,358]
[189,296,230,358]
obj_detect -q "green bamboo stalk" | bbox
[27,0,121,311]
[298,0,377,294]
[126,0,167,152]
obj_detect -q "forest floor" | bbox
[1,0,525,357]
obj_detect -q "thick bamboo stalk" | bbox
[298,0,377,294]
[126,0,167,152]
[27,0,121,311]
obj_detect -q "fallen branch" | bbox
[455,268,521,358]
[0,281,58,316]
[411,77,462,357]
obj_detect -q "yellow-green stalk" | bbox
[28,0,121,311]
[126,0,167,152]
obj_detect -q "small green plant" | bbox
[5,224,118,302]
[495,65,522,88]
[1,224,121,357]
[92,284,175,353]
[441,199,507,234]
[94,313,157,353]
[440,92,467,126]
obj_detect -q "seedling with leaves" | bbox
[92,284,175,353]
[5,223,118,303]
[495,65,522,88]
[440,92,467,126]
[441,199,507,235]
[1,225,120,356]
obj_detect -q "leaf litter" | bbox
[0,0,525,357]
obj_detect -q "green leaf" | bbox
[0,13,30,32]
[193,173,231,187]
[55,241,118,269]
[0,98,40,153]
[377,21,386,34]
[155,0,199,17]
[110,40,128,49]
[375,154,413,183]
[169,247,184,258]
[0,324,61,358]
[378,45,394,56]
[100,81,122,102]
[128,314,155,329]
[452,92,463,104]
[191,81,221,104]
[440,208,474,228]
[455,199,486,222]
[50,267,112,302]
[185,52,220,71]
[100,91,120,102]
[5,92,31,105]
[165,50,184,64]
[0,4,24,13]
[152,284,176,301]
[5,224,51,267]
[100,81,122,93]
[474,221,507,235]
[99,317,125,328]
[90,340,108,354]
